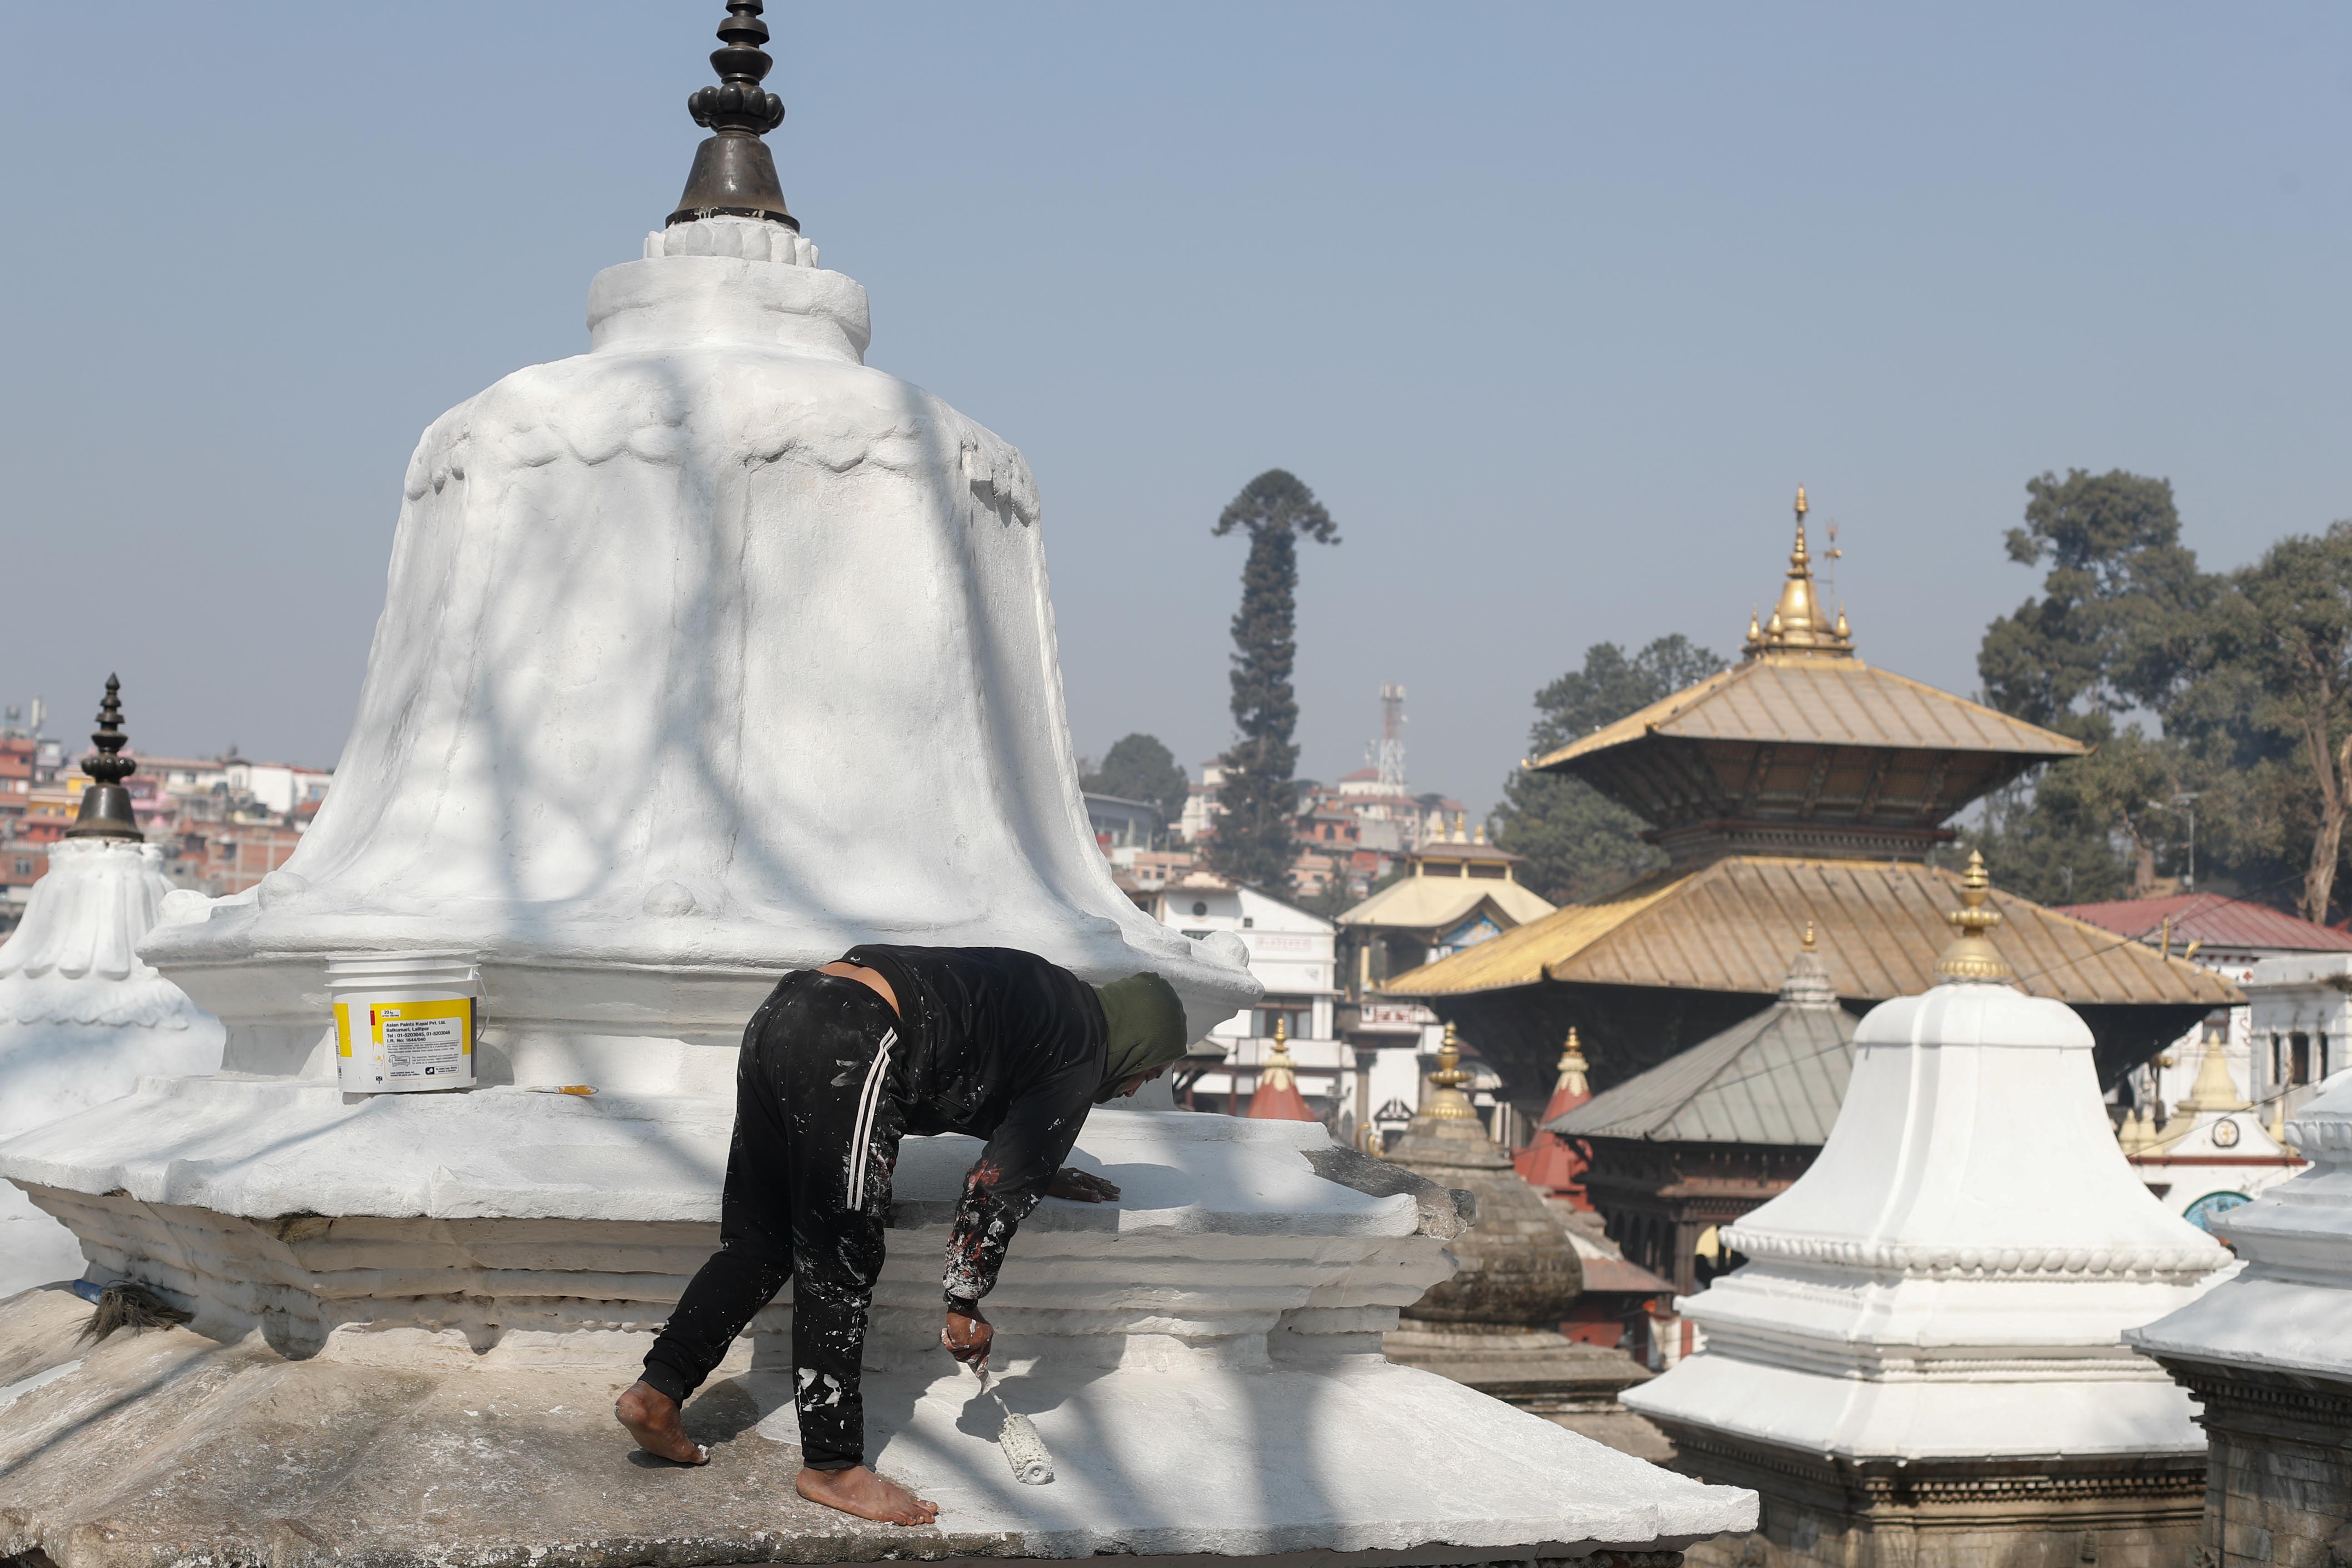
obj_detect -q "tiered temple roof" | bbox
[1387,489,2237,1110]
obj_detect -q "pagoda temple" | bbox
[1388,490,2237,1114]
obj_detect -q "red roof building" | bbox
[2052,893,2352,967]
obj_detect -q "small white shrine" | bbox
[0,7,1748,1562]
[1623,854,2233,1568]
[0,680,222,1296]
[2121,1022,2303,1229]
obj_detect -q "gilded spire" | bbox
[1741,486,1857,660]
[1425,1023,1479,1120]
[1934,849,2014,984]
[1553,1029,1589,1098]
[1261,1016,1297,1091]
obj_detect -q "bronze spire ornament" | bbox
[667,1,799,230]
[1425,1023,1480,1121]
[63,674,144,841]
[1933,849,2015,984]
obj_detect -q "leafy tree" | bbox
[1979,469,2209,723]
[1082,733,1191,841]
[2198,525,2352,921]
[1207,470,1338,890]
[1968,717,2182,905]
[1971,470,2216,901]
[1490,636,1728,904]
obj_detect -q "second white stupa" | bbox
[0,680,223,1296]
[1623,852,2233,1565]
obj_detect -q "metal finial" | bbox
[667,1,799,230]
[1426,1023,1479,1120]
[1934,849,2014,983]
[64,674,143,841]
[1801,921,1817,952]
[1557,1027,1588,1076]
[1742,486,1856,660]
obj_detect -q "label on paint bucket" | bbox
[334,997,475,1087]
[327,952,482,1093]
[377,999,472,1079]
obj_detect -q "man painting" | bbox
[615,947,1191,1523]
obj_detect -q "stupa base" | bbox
[1381,1322,1652,1413]
[1650,1423,2203,1568]
[0,1286,1746,1568]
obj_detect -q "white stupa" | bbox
[2128,1059,2352,1566]
[1623,852,2233,1566]
[0,7,1748,1560]
[0,679,223,1296]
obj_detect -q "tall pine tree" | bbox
[1207,470,1338,889]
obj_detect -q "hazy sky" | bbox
[3,5,2346,816]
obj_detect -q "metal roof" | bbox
[1337,875,1557,932]
[2053,893,2352,956]
[1383,855,2241,1009]
[1551,995,1854,1147]
[1533,657,2087,770]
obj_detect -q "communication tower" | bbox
[1376,684,1407,794]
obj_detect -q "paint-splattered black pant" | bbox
[642,971,905,1470]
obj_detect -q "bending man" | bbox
[615,945,1191,1524]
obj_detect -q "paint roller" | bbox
[965,1362,1054,1485]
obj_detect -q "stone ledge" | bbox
[0,1289,1749,1568]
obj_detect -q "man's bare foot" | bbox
[797,1463,939,1525]
[615,1380,709,1465]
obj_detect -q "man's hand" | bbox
[944,1302,993,1368]
[1046,1167,1121,1203]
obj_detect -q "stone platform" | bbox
[0,1101,1752,1565]
[0,1286,1739,1568]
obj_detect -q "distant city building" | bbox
[1178,760,1226,844]
[1136,870,1345,1127]
[1171,687,1465,905]
[1103,845,1193,890]
[0,729,336,924]
[1081,792,1158,849]
[1337,826,1554,994]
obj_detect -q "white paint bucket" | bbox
[328,953,482,1093]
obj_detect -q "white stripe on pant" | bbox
[845,1027,897,1208]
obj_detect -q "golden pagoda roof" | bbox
[1534,656,2088,770]
[1522,490,2087,868]
[1383,855,2240,1010]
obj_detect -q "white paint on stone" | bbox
[136,228,1254,1085]
[0,838,224,1295]
[1626,977,2233,1461]
[0,1357,80,1411]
